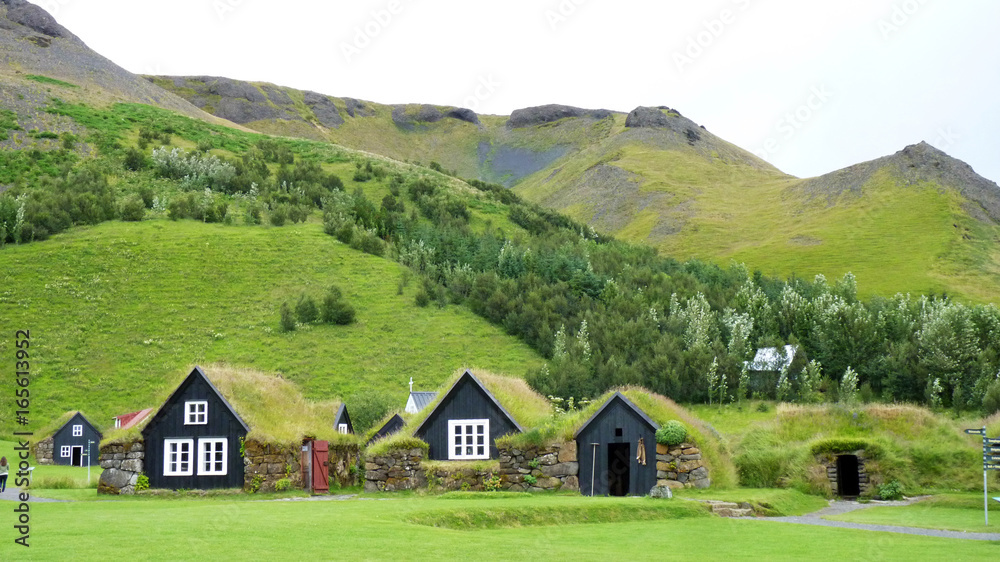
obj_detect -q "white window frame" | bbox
[337,423,349,434]
[185,401,208,425]
[72,424,83,437]
[447,419,490,460]
[60,445,71,458]
[197,438,228,476]
[163,439,194,476]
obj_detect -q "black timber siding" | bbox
[368,414,405,445]
[576,397,657,496]
[51,413,102,466]
[143,374,247,490]
[415,376,519,461]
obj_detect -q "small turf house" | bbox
[413,370,524,461]
[575,392,659,496]
[142,366,250,490]
[43,411,102,466]
[334,403,354,434]
[367,414,405,445]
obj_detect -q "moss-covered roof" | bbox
[102,364,356,447]
[36,410,86,440]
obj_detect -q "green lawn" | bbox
[0,219,543,436]
[4,493,999,560]
[828,493,1000,533]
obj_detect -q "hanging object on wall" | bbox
[636,437,647,466]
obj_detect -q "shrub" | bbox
[118,194,146,222]
[124,147,146,171]
[279,302,296,332]
[295,294,319,324]
[346,390,397,433]
[269,204,288,226]
[244,202,262,225]
[523,474,537,486]
[135,473,149,492]
[877,479,904,500]
[984,379,1000,416]
[484,473,502,492]
[349,228,385,257]
[415,290,430,307]
[327,299,356,325]
[274,478,292,492]
[655,420,687,446]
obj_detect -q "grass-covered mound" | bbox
[102,364,357,447]
[407,496,709,529]
[497,386,737,488]
[367,368,553,457]
[734,403,989,496]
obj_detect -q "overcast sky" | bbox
[39,0,1000,183]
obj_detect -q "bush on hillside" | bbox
[655,420,687,446]
[279,302,296,332]
[347,390,397,434]
[118,194,146,222]
[984,379,1000,416]
[295,294,319,324]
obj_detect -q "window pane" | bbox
[455,446,461,456]
[477,435,484,445]
[477,425,484,434]
[477,446,484,455]
[466,425,473,434]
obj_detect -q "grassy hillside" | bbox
[0,218,542,437]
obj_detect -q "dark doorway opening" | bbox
[71,446,83,467]
[837,455,860,497]
[607,443,630,496]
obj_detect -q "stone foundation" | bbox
[654,442,711,489]
[364,448,426,492]
[498,442,579,492]
[97,441,145,495]
[328,444,362,489]
[33,437,54,465]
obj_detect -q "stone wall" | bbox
[364,448,425,492]
[33,437,54,465]
[242,440,302,493]
[498,442,579,492]
[97,441,145,495]
[655,442,711,489]
[328,444,362,489]
[815,450,871,496]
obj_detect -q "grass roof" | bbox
[102,364,356,447]
[36,410,84,441]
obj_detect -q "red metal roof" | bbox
[114,408,154,429]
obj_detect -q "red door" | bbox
[311,440,329,494]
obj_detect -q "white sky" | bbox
[37,0,1000,183]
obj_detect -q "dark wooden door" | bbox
[311,440,329,494]
[607,443,630,496]
[71,446,83,467]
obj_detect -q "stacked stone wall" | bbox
[498,442,579,492]
[32,437,55,465]
[242,440,302,493]
[655,442,711,489]
[364,448,425,492]
[815,450,872,496]
[97,441,145,495]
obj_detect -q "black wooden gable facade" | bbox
[367,414,405,445]
[575,392,659,496]
[143,366,249,490]
[414,370,522,461]
[52,412,102,467]
[334,404,353,434]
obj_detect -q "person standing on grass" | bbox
[0,457,8,493]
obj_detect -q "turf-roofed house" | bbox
[33,411,102,467]
[364,369,553,492]
[98,365,361,495]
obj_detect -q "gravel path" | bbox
[0,486,69,503]
[753,498,1000,542]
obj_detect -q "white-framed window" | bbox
[185,401,208,425]
[197,438,227,476]
[72,424,83,437]
[447,419,490,460]
[163,439,194,476]
[338,423,349,434]
[60,445,71,458]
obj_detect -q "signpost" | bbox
[965,427,999,526]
